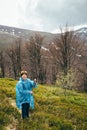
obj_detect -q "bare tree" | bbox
[49,25,86,90]
[0,51,5,77]
[25,34,44,81]
[6,38,22,79]
[50,26,84,75]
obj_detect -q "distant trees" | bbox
[40,49,52,84]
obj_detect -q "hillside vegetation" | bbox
[0,78,87,130]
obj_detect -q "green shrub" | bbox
[0,112,10,126]
[61,122,73,130]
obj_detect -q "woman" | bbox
[16,70,37,119]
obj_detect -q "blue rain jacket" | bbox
[16,78,37,109]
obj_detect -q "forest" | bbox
[0,26,87,91]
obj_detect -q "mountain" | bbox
[0,24,87,50]
[0,25,56,49]
[75,27,87,41]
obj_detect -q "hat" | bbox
[21,71,27,76]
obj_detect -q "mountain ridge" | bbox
[0,24,87,50]
[0,24,56,48]
[0,24,56,40]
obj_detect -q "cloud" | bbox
[17,0,44,31]
[0,0,19,26]
[17,0,87,32]
[35,0,87,32]
[0,0,87,32]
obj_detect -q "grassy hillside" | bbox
[0,78,87,130]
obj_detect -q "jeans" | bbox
[22,103,30,119]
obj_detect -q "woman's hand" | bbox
[29,91,33,94]
[34,78,37,83]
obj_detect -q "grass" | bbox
[0,78,87,130]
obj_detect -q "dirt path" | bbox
[5,98,21,130]
[8,98,21,113]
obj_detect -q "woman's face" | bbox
[21,74,27,80]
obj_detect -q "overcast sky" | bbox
[0,0,87,33]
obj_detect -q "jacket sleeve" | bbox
[29,80,37,88]
[16,83,21,109]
